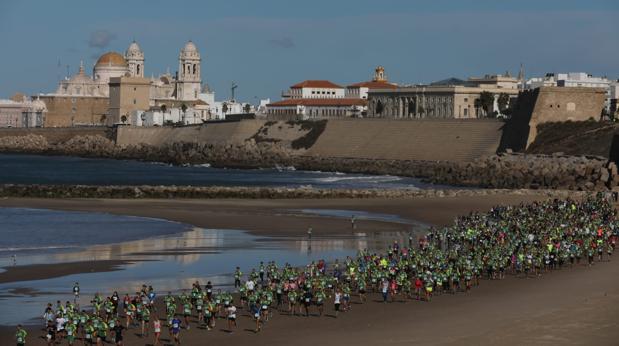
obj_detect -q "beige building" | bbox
[108,76,151,124]
[367,74,520,118]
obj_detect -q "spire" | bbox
[78,60,85,75]
[518,63,525,91]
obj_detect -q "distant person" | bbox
[72,282,80,303]
[351,215,356,230]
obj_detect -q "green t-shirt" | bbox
[16,329,27,344]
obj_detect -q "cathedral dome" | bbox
[95,52,128,67]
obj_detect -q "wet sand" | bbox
[1,193,618,345]
[0,260,136,284]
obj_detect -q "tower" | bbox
[125,41,145,78]
[176,40,201,101]
[374,66,386,82]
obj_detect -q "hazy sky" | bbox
[0,0,617,101]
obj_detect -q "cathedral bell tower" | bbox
[125,41,145,78]
[176,40,202,101]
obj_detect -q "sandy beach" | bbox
[1,193,618,345]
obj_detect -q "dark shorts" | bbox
[334,303,340,311]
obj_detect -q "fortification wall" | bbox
[306,119,503,162]
[0,127,111,144]
[527,87,606,147]
[115,120,264,146]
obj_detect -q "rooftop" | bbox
[268,98,367,107]
[291,80,343,89]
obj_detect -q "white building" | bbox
[0,96,47,128]
[132,102,210,126]
[283,80,345,99]
[525,72,613,111]
[45,40,205,104]
[610,81,619,118]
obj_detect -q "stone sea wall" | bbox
[0,134,617,191]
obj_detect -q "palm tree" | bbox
[479,91,494,117]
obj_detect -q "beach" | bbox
[0,193,618,345]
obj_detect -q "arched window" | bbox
[193,64,197,75]
[137,64,141,76]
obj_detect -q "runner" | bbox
[226,304,237,332]
[334,289,342,318]
[15,325,27,346]
[153,317,161,346]
[112,321,125,346]
[170,316,182,345]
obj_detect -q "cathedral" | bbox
[40,40,209,126]
[54,40,203,102]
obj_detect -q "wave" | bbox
[314,175,403,184]
[0,245,79,253]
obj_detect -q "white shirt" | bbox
[246,280,255,291]
[56,317,66,331]
[227,305,237,319]
[334,293,341,304]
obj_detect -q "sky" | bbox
[0,0,617,102]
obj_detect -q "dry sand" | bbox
[1,193,618,345]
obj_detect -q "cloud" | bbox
[88,30,117,49]
[268,37,295,49]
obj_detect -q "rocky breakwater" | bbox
[427,153,618,191]
[0,184,588,200]
[0,134,617,191]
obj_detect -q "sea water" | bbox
[0,153,433,190]
[0,208,422,325]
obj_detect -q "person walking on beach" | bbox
[234,267,242,288]
[73,282,80,304]
[351,215,356,230]
[15,325,27,346]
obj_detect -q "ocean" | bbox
[0,153,431,189]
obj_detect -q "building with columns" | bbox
[367,74,520,119]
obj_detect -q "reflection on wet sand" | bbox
[0,220,424,324]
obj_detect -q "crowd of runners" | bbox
[17,194,618,345]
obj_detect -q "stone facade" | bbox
[38,95,109,127]
[108,76,151,124]
[526,86,607,147]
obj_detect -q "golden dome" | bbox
[95,51,127,67]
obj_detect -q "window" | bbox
[133,99,137,104]
[134,87,137,91]
[464,98,468,102]
[463,108,468,116]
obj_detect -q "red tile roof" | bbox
[268,98,367,107]
[290,80,343,89]
[347,80,398,89]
